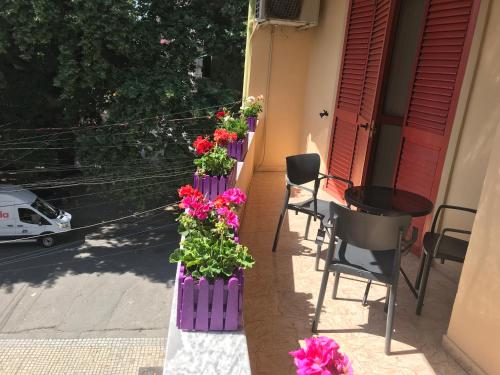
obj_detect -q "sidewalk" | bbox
[0,338,164,375]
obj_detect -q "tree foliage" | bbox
[0,0,247,165]
[0,0,247,209]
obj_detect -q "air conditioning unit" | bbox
[255,0,320,28]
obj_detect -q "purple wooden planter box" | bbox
[226,135,248,162]
[193,166,236,201]
[246,116,257,132]
[176,265,244,331]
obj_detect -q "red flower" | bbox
[215,111,226,120]
[193,136,213,155]
[213,128,237,146]
[178,184,203,199]
[213,195,229,209]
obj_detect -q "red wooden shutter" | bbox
[394,0,480,249]
[395,0,479,199]
[327,0,396,201]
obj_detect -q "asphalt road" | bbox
[0,208,179,339]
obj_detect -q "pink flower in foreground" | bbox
[222,188,246,205]
[217,206,239,229]
[289,337,353,375]
[181,195,211,220]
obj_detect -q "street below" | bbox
[0,207,178,340]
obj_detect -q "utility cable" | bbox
[6,168,193,192]
[0,156,197,174]
[0,201,179,244]
[0,240,178,274]
[0,207,172,264]
[0,101,238,133]
[0,121,211,147]
[0,173,192,208]
[0,222,178,268]
[15,162,194,187]
[0,101,240,145]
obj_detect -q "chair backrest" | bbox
[330,202,411,251]
[286,153,320,186]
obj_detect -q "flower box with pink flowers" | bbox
[169,186,254,332]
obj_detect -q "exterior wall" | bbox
[298,0,349,172]
[446,122,500,374]
[438,0,498,231]
[247,25,313,171]
[444,2,500,373]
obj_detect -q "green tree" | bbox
[0,0,247,174]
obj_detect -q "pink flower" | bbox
[217,206,239,229]
[221,188,246,205]
[160,38,171,45]
[181,196,211,220]
[289,337,353,375]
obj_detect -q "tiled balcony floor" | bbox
[239,172,466,375]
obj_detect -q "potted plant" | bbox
[192,135,237,200]
[240,95,264,132]
[216,111,249,162]
[289,336,353,374]
[170,186,254,331]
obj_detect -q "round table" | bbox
[344,185,434,217]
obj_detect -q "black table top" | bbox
[344,186,434,217]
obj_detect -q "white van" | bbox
[0,185,72,247]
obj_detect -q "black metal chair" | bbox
[312,202,411,355]
[271,153,353,270]
[415,204,476,315]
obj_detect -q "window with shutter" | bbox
[394,0,479,202]
[393,0,480,253]
[326,0,397,201]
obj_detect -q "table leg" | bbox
[362,280,371,306]
[400,267,418,298]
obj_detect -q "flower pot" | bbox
[177,264,244,331]
[193,166,236,200]
[246,116,257,132]
[226,135,248,162]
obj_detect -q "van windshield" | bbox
[31,198,59,219]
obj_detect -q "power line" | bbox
[0,101,239,145]
[0,222,178,268]
[0,120,20,129]
[0,172,192,208]
[0,102,237,133]
[5,168,194,193]
[0,156,197,174]
[0,121,211,147]
[0,201,179,244]
[0,128,209,151]
[0,134,60,170]
[14,161,194,187]
[0,129,210,153]
[0,207,172,264]
[0,241,178,274]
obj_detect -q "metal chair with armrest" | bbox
[415,204,476,315]
[271,153,353,270]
